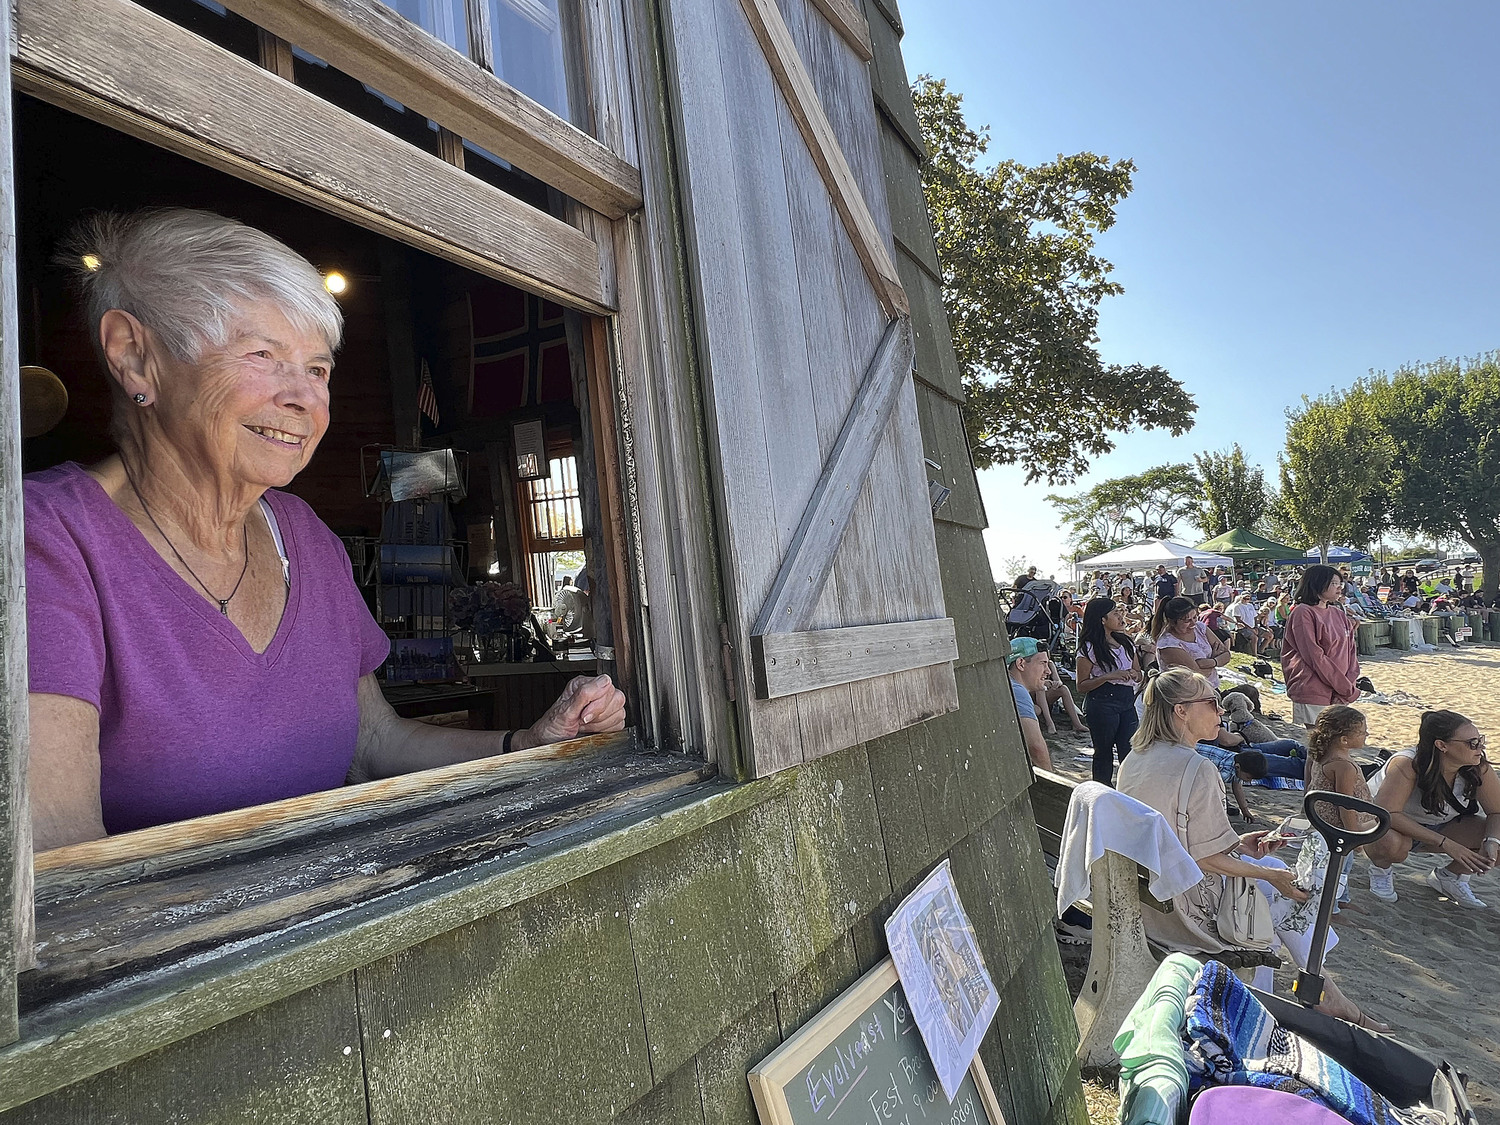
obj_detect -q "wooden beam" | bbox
[255,27,296,80]
[808,0,873,61]
[14,0,612,314]
[0,0,36,1045]
[737,0,907,316]
[752,316,914,636]
[213,0,643,219]
[750,618,956,699]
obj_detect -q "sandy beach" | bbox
[1043,640,1500,1122]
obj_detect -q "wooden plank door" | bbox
[661,0,958,778]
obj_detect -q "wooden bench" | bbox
[1030,768,1281,1068]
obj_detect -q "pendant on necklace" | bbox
[219,600,230,616]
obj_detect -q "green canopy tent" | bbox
[1195,527,1305,565]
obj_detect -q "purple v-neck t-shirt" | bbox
[25,463,391,834]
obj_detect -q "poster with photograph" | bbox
[883,861,999,1101]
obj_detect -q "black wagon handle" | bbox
[1292,791,1391,1009]
[1302,790,1390,856]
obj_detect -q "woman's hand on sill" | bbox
[514,675,626,752]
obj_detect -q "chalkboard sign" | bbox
[749,959,1006,1125]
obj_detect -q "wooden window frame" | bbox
[212,0,643,219]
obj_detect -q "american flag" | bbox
[417,358,440,427]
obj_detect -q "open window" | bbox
[0,0,711,1052]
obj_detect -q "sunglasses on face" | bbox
[1179,696,1223,711]
[1443,735,1487,751]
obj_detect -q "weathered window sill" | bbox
[0,734,789,1112]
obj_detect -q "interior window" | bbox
[521,452,586,612]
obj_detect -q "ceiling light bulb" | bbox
[81,254,101,272]
[323,271,348,295]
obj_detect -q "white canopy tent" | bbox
[1073,539,1233,579]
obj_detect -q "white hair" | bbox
[62,208,343,363]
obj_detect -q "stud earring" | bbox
[133,393,148,404]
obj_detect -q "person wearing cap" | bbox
[1007,638,1052,770]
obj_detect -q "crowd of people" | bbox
[1012,559,1500,1033]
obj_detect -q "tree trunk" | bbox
[1478,542,1500,605]
[1319,542,1330,565]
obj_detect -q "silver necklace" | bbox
[123,464,249,616]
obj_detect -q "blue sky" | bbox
[897,1,1500,579]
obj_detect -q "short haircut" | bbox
[1295,564,1342,606]
[62,208,344,365]
[1235,750,1268,779]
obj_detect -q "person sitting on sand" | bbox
[1032,650,1087,737]
[1117,668,1385,1029]
[1193,744,1273,823]
[1365,710,1500,909]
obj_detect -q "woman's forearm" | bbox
[1197,849,1271,882]
[356,714,514,781]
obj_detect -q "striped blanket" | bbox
[1182,960,1428,1125]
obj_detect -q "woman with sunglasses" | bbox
[1365,710,1500,908]
[1118,668,1386,1028]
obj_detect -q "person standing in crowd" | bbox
[1152,595,1230,689]
[1153,563,1178,606]
[1281,564,1359,730]
[1177,555,1207,606]
[1090,570,1110,598]
[1006,638,1053,770]
[1075,598,1141,785]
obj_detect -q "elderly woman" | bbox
[1118,668,1386,1030]
[25,209,625,850]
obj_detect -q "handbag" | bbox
[1175,754,1274,950]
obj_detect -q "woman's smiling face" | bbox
[152,301,333,489]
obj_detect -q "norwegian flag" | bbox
[417,358,440,427]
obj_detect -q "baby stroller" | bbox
[1002,579,1059,645]
[1116,791,1475,1124]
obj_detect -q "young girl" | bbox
[1306,706,1378,909]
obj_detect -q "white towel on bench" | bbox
[1055,781,1202,916]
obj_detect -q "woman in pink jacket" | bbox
[1281,564,1360,729]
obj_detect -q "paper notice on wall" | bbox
[883,861,1000,1102]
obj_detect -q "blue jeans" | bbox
[1084,683,1138,786]
[1248,739,1306,781]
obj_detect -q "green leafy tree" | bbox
[1048,464,1199,558]
[913,77,1196,484]
[1192,444,1267,537]
[1346,354,1500,601]
[1257,488,1307,551]
[1279,395,1389,563]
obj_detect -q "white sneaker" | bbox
[1368,866,1398,902]
[1427,868,1488,909]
